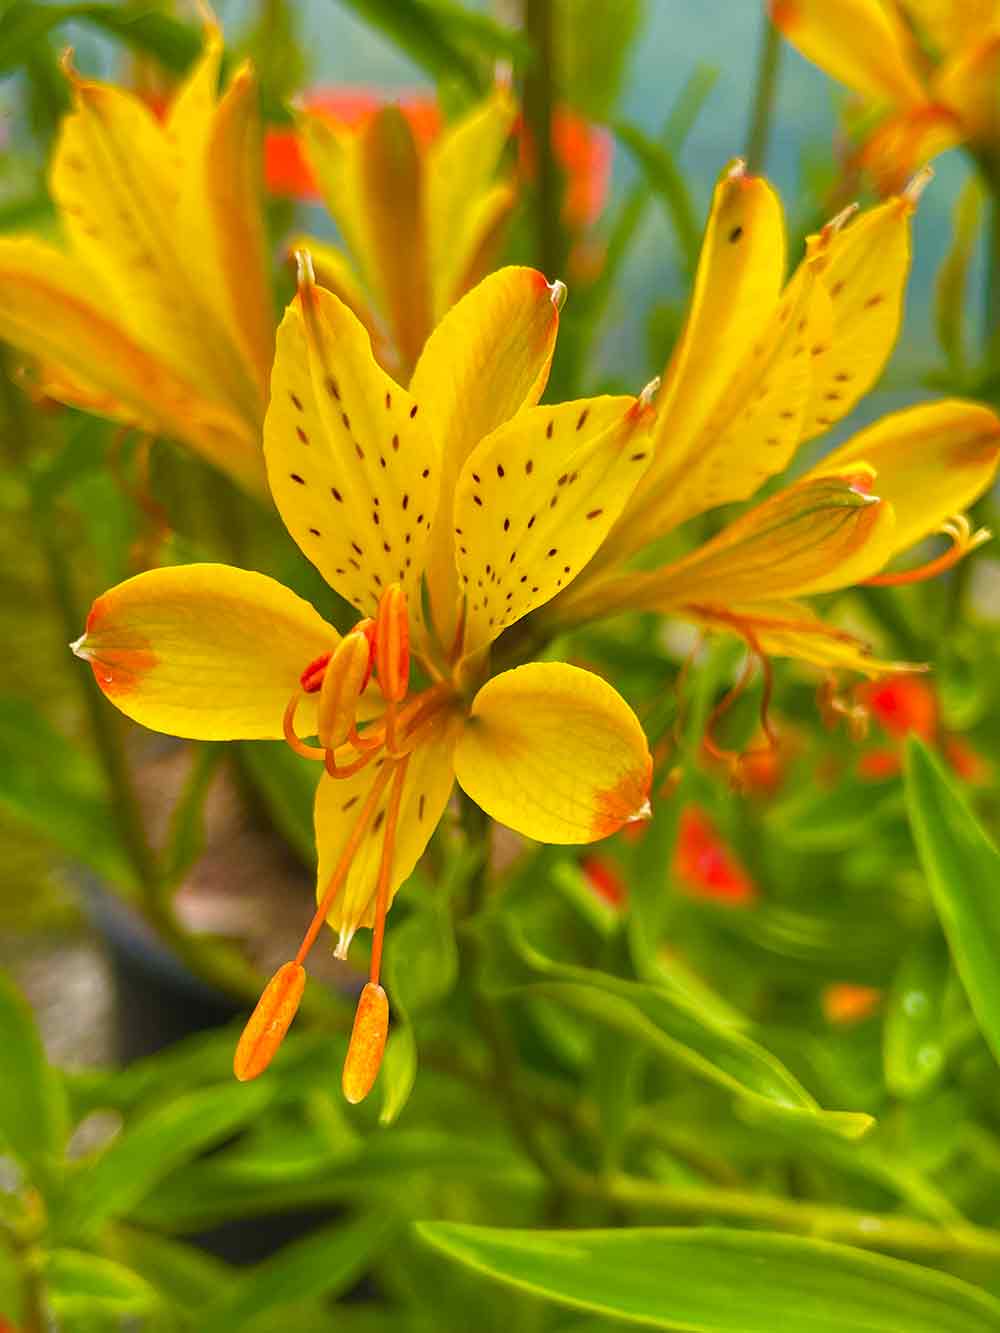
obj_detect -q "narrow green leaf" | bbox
[44,1249,161,1321]
[56,1080,275,1239]
[111,1227,235,1315]
[884,932,952,1098]
[0,2,201,75]
[0,695,138,888]
[934,175,984,383]
[416,1223,1000,1333]
[492,921,872,1140]
[0,969,69,1173]
[557,0,645,120]
[335,0,485,94]
[905,737,1000,1066]
[613,120,702,276]
[204,1213,391,1332]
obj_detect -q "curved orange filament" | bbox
[864,519,990,587]
[702,624,779,779]
[283,693,327,760]
[325,746,380,780]
[293,759,396,967]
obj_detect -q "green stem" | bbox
[0,351,160,898]
[745,12,782,173]
[570,1169,1000,1265]
[522,0,566,280]
[460,797,576,1210]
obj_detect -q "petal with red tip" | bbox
[454,662,652,844]
[73,565,337,740]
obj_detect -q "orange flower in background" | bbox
[823,983,881,1025]
[581,852,628,907]
[673,805,758,907]
[771,0,1000,193]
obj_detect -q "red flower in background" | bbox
[673,805,758,907]
[265,86,612,230]
[857,674,988,783]
[265,88,441,199]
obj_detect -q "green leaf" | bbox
[934,175,984,383]
[334,0,487,95]
[0,968,69,1174]
[55,1080,275,1240]
[884,933,952,1098]
[0,2,200,75]
[0,695,139,889]
[415,1223,1000,1332]
[44,1249,161,1321]
[204,1213,391,1332]
[489,921,872,1141]
[111,1227,235,1315]
[556,0,645,120]
[613,120,701,276]
[905,737,1000,1066]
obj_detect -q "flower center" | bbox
[234,584,451,1101]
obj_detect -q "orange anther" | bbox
[319,630,374,750]
[342,982,389,1104]
[233,962,305,1082]
[375,585,410,703]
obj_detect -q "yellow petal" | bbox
[933,29,1000,143]
[354,107,433,374]
[0,238,267,494]
[858,106,961,196]
[587,476,894,617]
[808,399,1000,559]
[314,710,461,954]
[444,182,518,310]
[425,88,517,321]
[799,190,918,436]
[905,0,1000,58]
[455,662,652,844]
[286,235,378,338]
[73,565,338,739]
[297,110,370,273]
[688,600,916,677]
[52,65,260,427]
[454,393,655,653]
[600,163,787,565]
[409,266,561,645]
[180,59,274,406]
[770,0,928,106]
[264,269,440,620]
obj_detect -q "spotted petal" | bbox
[314,710,462,954]
[454,662,652,844]
[807,399,1000,559]
[410,266,561,644]
[265,269,440,620]
[74,565,338,740]
[454,394,655,653]
[600,162,787,565]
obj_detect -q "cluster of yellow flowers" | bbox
[2,25,997,1100]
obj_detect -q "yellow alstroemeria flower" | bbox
[543,161,1000,688]
[72,263,656,1101]
[289,88,517,380]
[0,29,273,495]
[770,0,1000,191]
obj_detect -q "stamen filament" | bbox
[325,746,380,780]
[294,759,395,967]
[369,756,410,987]
[283,692,327,761]
[864,517,991,587]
